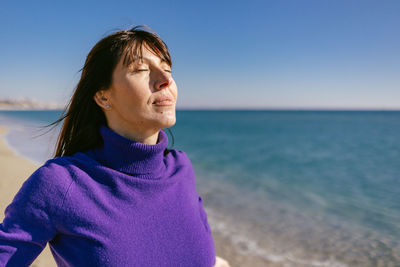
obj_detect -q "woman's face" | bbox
[100,45,177,138]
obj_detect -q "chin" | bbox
[155,114,176,129]
[162,117,176,129]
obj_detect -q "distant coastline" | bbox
[1,98,399,112]
[0,99,64,110]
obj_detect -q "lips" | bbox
[152,97,174,105]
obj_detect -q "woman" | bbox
[0,26,230,267]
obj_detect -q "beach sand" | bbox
[0,127,57,267]
[0,125,272,267]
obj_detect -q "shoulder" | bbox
[13,157,75,203]
[5,157,80,224]
[12,152,94,207]
[28,153,88,183]
[166,148,193,166]
[164,149,198,181]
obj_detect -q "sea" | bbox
[0,110,399,266]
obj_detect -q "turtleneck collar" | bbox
[91,125,169,178]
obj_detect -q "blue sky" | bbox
[0,0,399,109]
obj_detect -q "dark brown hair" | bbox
[50,25,173,157]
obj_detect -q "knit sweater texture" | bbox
[0,126,216,267]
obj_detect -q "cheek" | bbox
[112,82,148,108]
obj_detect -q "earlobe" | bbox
[94,91,111,110]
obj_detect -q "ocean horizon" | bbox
[0,109,399,266]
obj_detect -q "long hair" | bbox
[50,25,174,157]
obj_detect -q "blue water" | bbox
[1,110,399,266]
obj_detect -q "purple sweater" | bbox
[0,126,216,267]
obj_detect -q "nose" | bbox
[154,70,172,91]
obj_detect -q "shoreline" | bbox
[0,127,42,166]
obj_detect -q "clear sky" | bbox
[0,0,399,109]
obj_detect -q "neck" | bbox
[91,125,169,178]
[107,121,159,145]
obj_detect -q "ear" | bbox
[94,90,112,110]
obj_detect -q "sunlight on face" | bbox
[105,45,178,139]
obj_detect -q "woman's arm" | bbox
[0,164,67,266]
